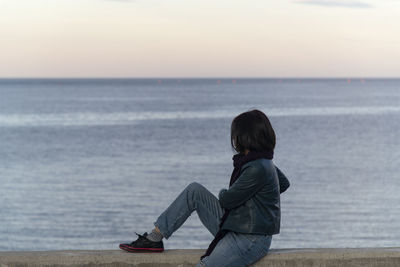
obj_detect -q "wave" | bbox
[0,106,399,127]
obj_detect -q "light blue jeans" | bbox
[154,182,272,267]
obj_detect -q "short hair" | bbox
[230,109,276,153]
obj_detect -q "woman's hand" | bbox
[218,188,228,200]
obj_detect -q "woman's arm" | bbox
[218,164,290,210]
[218,166,290,206]
[218,164,266,210]
[275,166,290,194]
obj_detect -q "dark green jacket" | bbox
[218,159,288,235]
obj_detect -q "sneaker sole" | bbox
[119,244,164,253]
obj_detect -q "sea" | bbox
[0,78,399,251]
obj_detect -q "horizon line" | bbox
[1,76,400,80]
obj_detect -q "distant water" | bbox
[0,78,399,251]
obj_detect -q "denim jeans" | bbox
[154,182,272,267]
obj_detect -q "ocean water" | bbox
[0,78,399,251]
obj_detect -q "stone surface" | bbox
[0,248,400,267]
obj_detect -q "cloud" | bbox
[296,0,373,8]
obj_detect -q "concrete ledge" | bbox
[1,248,400,267]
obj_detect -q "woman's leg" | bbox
[195,232,272,267]
[154,182,224,239]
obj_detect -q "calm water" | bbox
[0,78,399,251]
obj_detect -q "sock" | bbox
[146,228,163,242]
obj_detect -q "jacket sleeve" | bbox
[218,164,266,210]
[275,166,290,194]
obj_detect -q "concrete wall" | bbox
[1,248,400,267]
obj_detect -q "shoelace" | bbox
[135,232,147,239]
[129,232,147,245]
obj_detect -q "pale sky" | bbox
[0,0,399,77]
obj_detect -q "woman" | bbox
[119,109,290,267]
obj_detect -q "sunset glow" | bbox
[0,0,399,77]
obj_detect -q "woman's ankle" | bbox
[146,228,164,242]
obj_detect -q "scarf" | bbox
[200,150,274,260]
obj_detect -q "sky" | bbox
[0,0,399,78]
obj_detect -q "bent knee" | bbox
[185,182,211,197]
[186,181,204,191]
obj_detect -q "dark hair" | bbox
[230,109,276,153]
